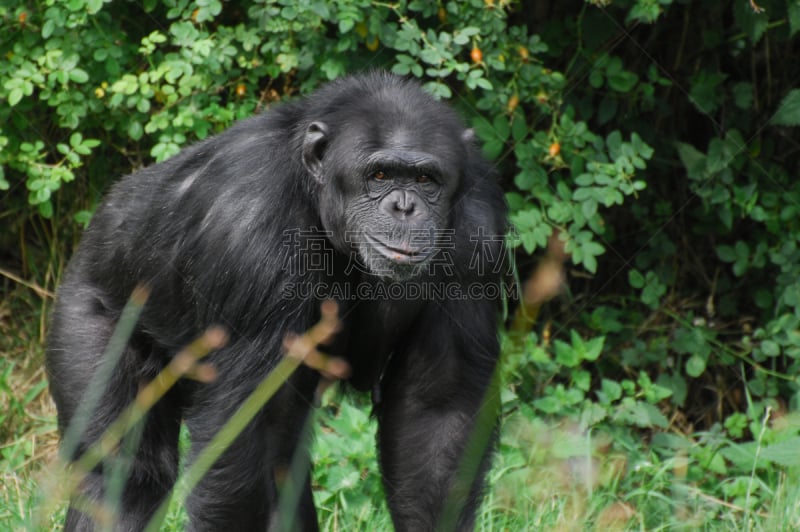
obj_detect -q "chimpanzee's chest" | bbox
[325,282,426,391]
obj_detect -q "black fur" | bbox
[47,72,506,531]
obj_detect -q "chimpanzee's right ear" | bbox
[302,121,329,183]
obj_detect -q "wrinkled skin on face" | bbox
[302,97,470,280]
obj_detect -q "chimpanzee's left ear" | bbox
[302,121,329,183]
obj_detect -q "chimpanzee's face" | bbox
[303,117,467,280]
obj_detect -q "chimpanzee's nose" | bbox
[382,190,426,220]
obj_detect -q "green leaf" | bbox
[720,442,762,470]
[791,2,800,37]
[674,327,712,361]
[689,71,726,115]
[511,113,527,142]
[589,70,604,89]
[706,137,736,173]
[38,201,53,218]
[734,0,769,43]
[686,354,707,377]
[615,399,668,428]
[760,437,800,467]
[339,18,354,33]
[128,121,143,141]
[724,412,748,438]
[573,187,596,202]
[578,241,604,274]
[631,132,654,160]
[510,208,540,231]
[628,269,644,288]
[532,395,561,414]
[627,1,661,23]
[87,0,104,14]
[640,272,666,309]
[596,95,617,125]
[69,133,83,148]
[606,130,622,158]
[583,336,604,361]
[492,115,510,141]
[504,192,524,211]
[136,98,151,113]
[770,89,800,126]
[474,77,492,91]
[608,71,637,93]
[760,340,780,357]
[597,379,622,405]
[519,232,537,254]
[579,403,607,427]
[581,198,598,219]
[74,210,93,227]
[581,253,597,275]
[546,201,572,224]
[676,142,706,179]
[42,19,56,39]
[554,340,581,368]
[732,82,753,110]
[573,369,591,391]
[69,69,89,84]
[716,244,735,262]
[514,164,547,191]
[482,140,503,161]
[658,373,687,406]
[8,88,23,106]
[734,240,749,258]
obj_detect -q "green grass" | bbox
[1,286,799,531]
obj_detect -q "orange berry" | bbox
[519,46,529,62]
[18,12,27,24]
[470,46,483,64]
[236,84,246,97]
[507,94,519,113]
[548,143,561,157]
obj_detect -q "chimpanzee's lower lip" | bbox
[365,234,432,263]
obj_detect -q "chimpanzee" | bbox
[47,71,507,531]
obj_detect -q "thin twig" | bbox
[0,266,54,299]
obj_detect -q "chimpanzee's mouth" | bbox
[365,233,433,264]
